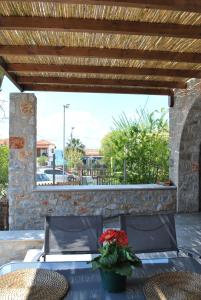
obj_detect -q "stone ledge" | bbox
[0,230,44,241]
[0,230,43,266]
[33,184,177,193]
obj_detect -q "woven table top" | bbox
[144,271,201,300]
[0,268,68,300]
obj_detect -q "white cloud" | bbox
[37,110,109,149]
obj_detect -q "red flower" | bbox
[116,230,128,246]
[99,229,117,243]
[99,229,129,246]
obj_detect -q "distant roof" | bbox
[0,138,9,146]
[85,149,102,157]
[0,138,56,148]
[37,140,56,148]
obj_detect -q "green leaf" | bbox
[114,263,133,277]
[99,248,118,267]
[101,108,169,184]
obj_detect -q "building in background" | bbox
[0,138,8,146]
[82,149,103,168]
[36,140,56,166]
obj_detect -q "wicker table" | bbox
[1,257,201,299]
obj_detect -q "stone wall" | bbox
[9,93,36,229]
[9,93,176,230]
[170,79,201,212]
[16,185,176,230]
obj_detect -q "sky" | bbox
[0,76,168,150]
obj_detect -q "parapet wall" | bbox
[8,93,176,230]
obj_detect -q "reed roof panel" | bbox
[1,1,201,93]
[0,2,201,26]
[3,55,201,71]
[15,71,187,82]
[1,30,201,53]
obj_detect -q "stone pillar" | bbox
[9,93,37,229]
[170,79,201,212]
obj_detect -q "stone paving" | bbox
[176,213,201,256]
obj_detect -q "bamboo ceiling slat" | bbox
[1,1,201,93]
[3,55,201,71]
[3,16,201,40]
[3,45,201,64]
[10,63,200,78]
[15,71,187,82]
[1,31,201,54]
[0,3,201,26]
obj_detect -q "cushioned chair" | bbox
[43,215,103,261]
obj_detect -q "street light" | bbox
[63,104,70,180]
[70,127,75,169]
[70,127,75,147]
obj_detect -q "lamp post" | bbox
[123,145,128,184]
[70,127,75,169]
[63,104,70,180]
[70,127,75,146]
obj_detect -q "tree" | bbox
[101,109,169,184]
[65,138,85,170]
[66,138,85,154]
[0,145,9,186]
[37,155,48,166]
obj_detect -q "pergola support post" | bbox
[169,79,201,212]
[8,93,37,229]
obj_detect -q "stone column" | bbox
[9,93,37,229]
[169,79,201,212]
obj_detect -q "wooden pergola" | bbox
[1,1,201,98]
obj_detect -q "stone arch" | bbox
[177,93,201,212]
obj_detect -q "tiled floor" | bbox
[176,213,201,256]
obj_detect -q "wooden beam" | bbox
[17,75,187,89]
[7,63,201,78]
[2,45,201,64]
[0,0,200,13]
[22,83,173,95]
[0,57,23,91]
[1,16,201,39]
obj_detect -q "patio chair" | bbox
[120,213,199,258]
[42,215,103,261]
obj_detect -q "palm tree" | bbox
[65,138,85,170]
[66,138,85,154]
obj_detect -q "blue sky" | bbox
[0,76,168,149]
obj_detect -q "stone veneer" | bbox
[170,79,201,212]
[9,93,36,229]
[9,93,176,230]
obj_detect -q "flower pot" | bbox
[100,270,127,293]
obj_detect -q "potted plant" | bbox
[90,229,142,293]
